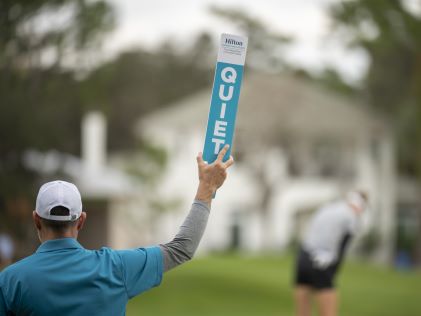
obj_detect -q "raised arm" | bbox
[159,145,234,272]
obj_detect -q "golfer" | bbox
[0,145,233,315]
[294,191,368,316]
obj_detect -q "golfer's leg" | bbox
[294,285,312,316]
[315,289,337,316]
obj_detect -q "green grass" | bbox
[127,254,421,316]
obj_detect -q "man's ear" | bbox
[77,212,87,231]
[32,211,42,230]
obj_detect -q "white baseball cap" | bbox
[35,180,82,221]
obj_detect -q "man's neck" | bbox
[39,231,77,243]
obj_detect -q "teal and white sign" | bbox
[203,33,248,163]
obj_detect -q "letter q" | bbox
[221,67,237,84]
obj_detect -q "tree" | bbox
[330,0,421,175]
[330,0,421,263]
[80,35,214,152]
[0,0,114,70]
[210,6,292,72]
[0,2,217,256]
[0,0,114,256]
[0,0,114,193]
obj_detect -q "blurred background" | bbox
[1,0,421,315]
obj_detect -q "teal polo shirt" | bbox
[0,238,163,316]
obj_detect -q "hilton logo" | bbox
[225,38,243,46]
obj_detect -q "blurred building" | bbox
[22,74,419,265]
[136,72,401,263]
[24,112,149,250]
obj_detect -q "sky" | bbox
[105,0,369,83]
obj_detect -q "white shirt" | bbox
[303,200,358,262]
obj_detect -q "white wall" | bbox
[136,118,395,262]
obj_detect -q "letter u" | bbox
[219,84,233,101]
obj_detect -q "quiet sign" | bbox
[203,33,248,164]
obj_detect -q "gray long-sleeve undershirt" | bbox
[159,200,210,272]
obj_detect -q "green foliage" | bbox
[0,0,115,69]
[81,43,212,151]
[0,69,82,197]
[0,1,215,252]
[210,6,292,71]
[0,0,114,195]
[292,66,358,97]
[0,0,115,254]
[0,2,214,201]
[330,0,421,175]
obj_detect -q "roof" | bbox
[23,150,140,199]
[137,72,385,143]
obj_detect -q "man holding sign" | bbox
[0,146,233,315]
[0,33,244,316]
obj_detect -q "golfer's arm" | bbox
[159,200,210,272]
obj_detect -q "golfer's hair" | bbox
[40,206,78,234]
[357,190,369,203]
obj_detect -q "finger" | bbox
[216,144,230,163]
[196,152,206,166]
[224,155,234,168]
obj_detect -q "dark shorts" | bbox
[294,248,340,290]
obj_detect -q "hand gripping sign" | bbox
[203,34,248,165]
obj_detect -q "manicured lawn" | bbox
[127,254,421,316]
